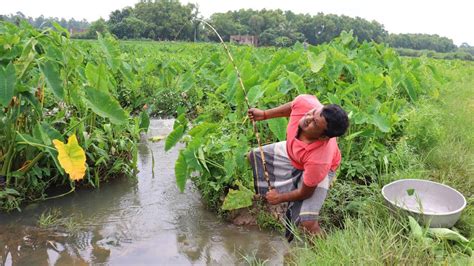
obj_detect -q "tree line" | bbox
[0,12,89,32]
[1,0,473,54]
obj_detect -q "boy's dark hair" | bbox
[321,104,349,138]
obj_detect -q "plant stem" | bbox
[19,152,45,174]
[35,186,75,201]
[1,144,14,176]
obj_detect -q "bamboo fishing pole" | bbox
[196,19,272,190]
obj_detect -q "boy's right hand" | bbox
[247,108,265,121]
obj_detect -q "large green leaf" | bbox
[180,71,195,92]
[33,123,52,145]
[85,63,110,92]
[0,63,16,107]
[222,182,254,210]
[182,140,202,172]
[139,111,150,132]
[427,64,444,83]
[225,72,238,102]
[404,72,420,102]
[188,122,218,137]
[84,87,128,125]
[40,61,64,100]
[52,22,70,37]
[287,71,306,93]
[308,51,326,73]
[408,216,423,240]
[41,122,63,142]
[197,147,209,173]
[224,157,236,179]
[175,112,187,130]
[247,85,267,106]
[427,228,469,243]
[16,132,43,146]
[267,117,288,141]
[98,33,120,71]
[371,113,390,132]
[165,125,185,151]
[340,30,354,45]
[234,137,249,173]
[175,151,188,192]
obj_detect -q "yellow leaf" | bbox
[148,135,166,142]
[52,134,86,181]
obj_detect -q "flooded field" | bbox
[0,120,288,265]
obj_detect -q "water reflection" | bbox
[0,120,287,265]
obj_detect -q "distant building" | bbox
[69,28,87,35]
[230,35,258,46]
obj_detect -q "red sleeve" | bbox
[303,163,331,187]
[291,94,317,116]
[331,147,341,171]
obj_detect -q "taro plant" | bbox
[162,31,441,211]
[0,21,148,211]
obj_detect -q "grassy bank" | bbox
[289,60,474,265]
[396,48,473,61]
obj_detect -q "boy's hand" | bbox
[248,108,265,121]
[265,189,282,205]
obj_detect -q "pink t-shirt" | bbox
[286,95,341,187]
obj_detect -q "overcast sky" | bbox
[2,0,472,45]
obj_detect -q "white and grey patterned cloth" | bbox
[249,141,335,241]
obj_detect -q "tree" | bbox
[133,0,197,40]
[84,18,108,39]
[388,33,456,52]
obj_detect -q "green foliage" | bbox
[40,61,64,100]
[107,0,198,41]
[109,32,440,212]
[308,51,326,73]
[267,118,287,142]
[139,111,150,132]
[0,13,90,35]
[428,228,469,243]
[0,188,21,211]
[38,208,62,228]
[396,48,474,61]
[84,87,129,125]
[256,210,285,233]
[175,151,188,192]
[38,208,81,232]
[221,181,254,210]
[207,10,388,47]
[389,33,457,53]
[0,63,16,107]
[0,21,140,211]
[83,18,108,39]
[165,125,185,152]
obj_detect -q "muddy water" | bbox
[0,120,288,265]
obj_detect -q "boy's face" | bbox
[298,107,328,139]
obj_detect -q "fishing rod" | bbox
[195,18,272,190]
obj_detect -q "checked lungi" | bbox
[249,141,335,241]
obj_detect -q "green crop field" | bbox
[1,21,472,263]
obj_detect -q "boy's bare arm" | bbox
[248,102,292,121]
